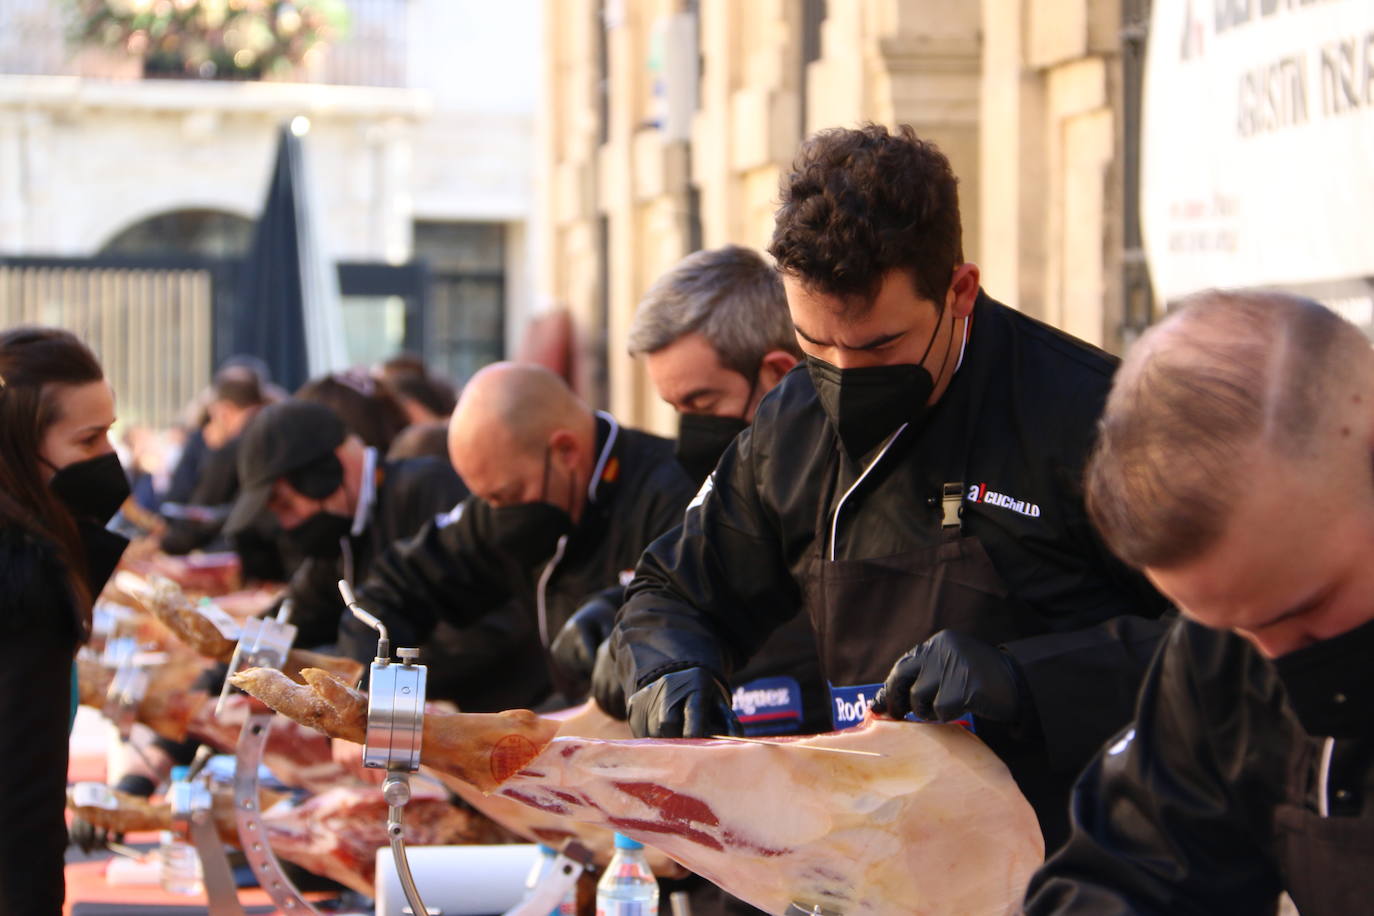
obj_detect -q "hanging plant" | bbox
[68,0,350,80]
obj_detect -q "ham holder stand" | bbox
[219,599,326,914]
[339,580,594,916]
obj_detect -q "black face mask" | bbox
[675,413,750,485]
[1272,617,1374,739]
[285,510,353,559]
[805,305,958,462]
[486,447,576,568]
[49,452,131,524]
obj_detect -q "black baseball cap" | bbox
[224,400,346,535]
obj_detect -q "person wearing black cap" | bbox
[226,399,549,710]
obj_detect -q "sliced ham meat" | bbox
[432,701,684,876]
[232,667,1043,915]
[261,784,509,895]
[122,551,244,596]
[69,783,500,896]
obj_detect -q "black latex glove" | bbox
[551,594,618,684]
[113,773,158,798]
[591,639,627,720]
[871,629,1031,730]
[69,815,116,855]
[627,667,742,739]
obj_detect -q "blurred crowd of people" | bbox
[116,352,459,577]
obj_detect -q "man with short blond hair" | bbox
[1026,290,1374,915]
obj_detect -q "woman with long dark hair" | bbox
[0,327,129,913]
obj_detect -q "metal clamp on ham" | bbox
[215,600,298,717]
[339,579,433,916]
[101,635,153,741]
[168,767,246,916]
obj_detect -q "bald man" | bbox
[1025,291,1374,915]
[338,363,696,702]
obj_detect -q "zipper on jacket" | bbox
[537,534,570,647]
[1318,735,1335,818]
[829,424,908,561]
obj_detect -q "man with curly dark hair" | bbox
[607,123,1173,850]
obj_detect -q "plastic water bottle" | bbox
[158,767,203,896]
[596,833,658,916]
[524,844,580,915]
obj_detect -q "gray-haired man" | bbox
[629,244,802,482]
[551,245,830,739]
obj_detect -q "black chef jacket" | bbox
[161,435,293,582]
[1026,619,1374,916]
[342,413,696,702]
[612,292,1171,844]
[283,452,552,712]
[1,523,126,915]
[160,436,240,555]
[287,452,466,645]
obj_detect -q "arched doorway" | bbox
[100,208,254,258]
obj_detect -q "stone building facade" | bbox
[0,0,541,395]
[538,0,1145,432]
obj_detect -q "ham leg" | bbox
[76,659,364,792]
[123,575,363,684]
[77,654,208,743]
[232,667,1043,915]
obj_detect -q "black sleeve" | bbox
[1003,611,1172,775]
[338,499,515,662]
[390,458,469,533]
[612,425,803,694]
[632,461,697,551]
[1023,622,1283,915]
[160,442,239,555]
[283,557,348,648]
[1001,376,1176,775]
[0,542,76,915]
[163,428,207,506]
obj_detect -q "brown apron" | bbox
[804,482,1020,728]
[1274,737,1374,914]
[801,473,1068,845]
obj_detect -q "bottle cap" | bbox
[537,844,556,855]
[170,766,190,783]
[613,833,644,850]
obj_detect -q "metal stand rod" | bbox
[234,712,319,914]
[340,579,432,916]
[187,809,246,916]
[783,903,844,916]
[386,775,434,916]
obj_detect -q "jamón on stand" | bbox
[232,666,1043,916]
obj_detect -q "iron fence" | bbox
[0,258,214,428]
